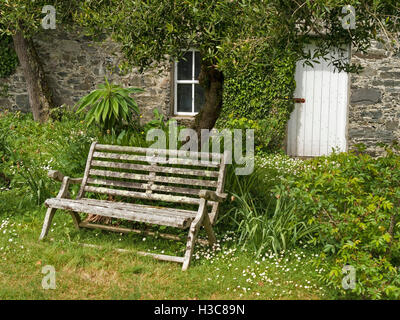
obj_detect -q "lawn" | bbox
[2,111,400,300]
[0,189,332,300]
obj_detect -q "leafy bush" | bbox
[0,111,98,206]
[11,157,55,206]
[228,191,317,257]
[275,146,400,299]
[0,34,18,78]
[219,154,315,256]
[98,128,148,148]
[75,77,143,133]
[218,43,296,152]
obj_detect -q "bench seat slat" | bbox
[78,198,198,217]
[45,198,196,228]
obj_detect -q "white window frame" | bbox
[174,49,201,116]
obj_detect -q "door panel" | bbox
[287,45,349,157]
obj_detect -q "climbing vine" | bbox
[0,34,18,78]
[217,43,298,153]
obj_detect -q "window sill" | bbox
[171,115,196,119]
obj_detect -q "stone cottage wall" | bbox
[0,29,172,123]
[1,30,400,155]
[348,41,400,155]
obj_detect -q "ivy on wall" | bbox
[217,43,297,153]
[0,34,18,78]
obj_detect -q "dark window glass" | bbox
[194,84,205,112]
[195,52,201,80]
[177,84,192,112]
[177,52,193,80]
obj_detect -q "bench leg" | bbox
[69,211,81,231]
[182,222,201,271]
[182,199,207,271]
[203,214,216,246]
[39,207,57,240]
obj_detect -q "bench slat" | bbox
[93,152,220,168]
[84,186,201,205]
[86,178,212,196]
[46,198,195,228]
[91,160,219,178]
[88,169,218,188]
[95,144,222,160]
[79,198,197,217]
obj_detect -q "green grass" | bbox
[0,190,334,300]
[0,112,336,300]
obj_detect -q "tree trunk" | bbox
[12,30,54,122]
[192,63,224,138]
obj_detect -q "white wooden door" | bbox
[287,45,350,157]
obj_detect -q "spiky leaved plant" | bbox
[75,77,143,132]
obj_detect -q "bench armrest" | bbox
[48,170,82,184]
[199,190,228,203]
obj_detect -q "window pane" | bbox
[194,84,205,112]
[177,52,193,80]
[177,84,193,112]
[195,52,201,80]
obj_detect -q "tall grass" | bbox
[230,194,318,256]
[221,164,318,256]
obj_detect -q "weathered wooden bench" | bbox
[39,142,229,270]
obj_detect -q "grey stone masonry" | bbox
[1,29,399,156]
[349,40,400,156]
[0,28,172,123]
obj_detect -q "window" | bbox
[174,50,205,115]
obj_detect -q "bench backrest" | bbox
[77,142,229,224]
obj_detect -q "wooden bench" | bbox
[39,142,229,270]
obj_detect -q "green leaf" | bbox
[95,100,105,123]
[112,97,119,117]
[76,90,102,112]
[103,99,110,122]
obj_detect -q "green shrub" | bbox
[219,154,315,256]
[98,128,148,148]
[0,34,18,78]
[275,146,400,299]
[228,192,318,257]
[0,111,98,206]
[217,43,296,152]
[75,77,143,133]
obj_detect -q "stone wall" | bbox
[0,28,172,123]
[348,41,400,155]
[1,29,399,155]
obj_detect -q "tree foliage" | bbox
[0,1,80,36]
[73,0,400,140]
[1,1,399,128]
[76,0,400,73]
